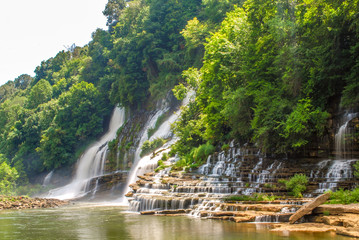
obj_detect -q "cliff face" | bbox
[93,95,359,200]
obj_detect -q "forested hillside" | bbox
[1,0,358,194]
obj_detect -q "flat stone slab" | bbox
[314,203,359,215]
[289,193,331,224]
[271,223,336,233]
[336,227,359,238]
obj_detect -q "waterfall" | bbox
[335,112,358,159]
[46,107,125,200]
[119,109,179,203]
[314,159,357,193]
[42,170,54,187]
[121,92,195,204]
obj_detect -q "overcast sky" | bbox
[0,0,108,86]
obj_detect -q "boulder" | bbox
[125,191,134,197]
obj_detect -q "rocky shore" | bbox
[127,171,359,238]
[0,196,69,210]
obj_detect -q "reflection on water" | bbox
[0,204,348,240]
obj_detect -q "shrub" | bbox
[327,188,359,204]
[354,161,359,179]
[280,174,308,198]
[221,144,230,151]
[140,138,166,157]
[161,153,169,161]
[192,142,215,164]
[323,210,330,216]
[155,159,166,172]
[172,142,215,172]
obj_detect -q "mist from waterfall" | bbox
[46,107,125,200]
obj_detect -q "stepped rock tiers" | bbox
[128,172,359,238]
[0,196,69,210]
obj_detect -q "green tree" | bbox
[0,157,19,195]
[26,79,53,109]
[103,0,127,27]
[14,74,33,90]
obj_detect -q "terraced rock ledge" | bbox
[128,172,359,238]
[0,196,69,210]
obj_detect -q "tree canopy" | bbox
[0,0,358,187]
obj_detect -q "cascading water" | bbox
[314,159,357,193]
[123,93,195,207]
[312,112,359,193]
[119,108,169,200]
[120,107,181,203]
[42,170,54,187]
[46,107,125,200]
[335,112,358,159]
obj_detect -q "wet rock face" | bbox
[196,145,357,197]
[105,91,180,173]
[87,171,128,195]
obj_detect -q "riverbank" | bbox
[139,201,359,238]
[0,196,69,210]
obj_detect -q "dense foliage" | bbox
[0,0,358,190]
[0,154,19,195]
[172,0,359,159]
[327,188,359,204]
[0,0,204,186]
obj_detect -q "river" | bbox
[0,203,348,240]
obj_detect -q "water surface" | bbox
[0,204,348,240]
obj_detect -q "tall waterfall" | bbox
[119,108,178,203]
[47,107,125,200]
[335,112,358,159]
[120,92,194,203]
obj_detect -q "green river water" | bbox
[0,203,349,240]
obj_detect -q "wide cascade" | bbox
[46,107,125,200]
[127,143,309,221]
[127,130,358,214]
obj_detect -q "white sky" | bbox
[0,0,109,86]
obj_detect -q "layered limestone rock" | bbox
[128,168,359,238]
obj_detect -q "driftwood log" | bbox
[289,193,331,224]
